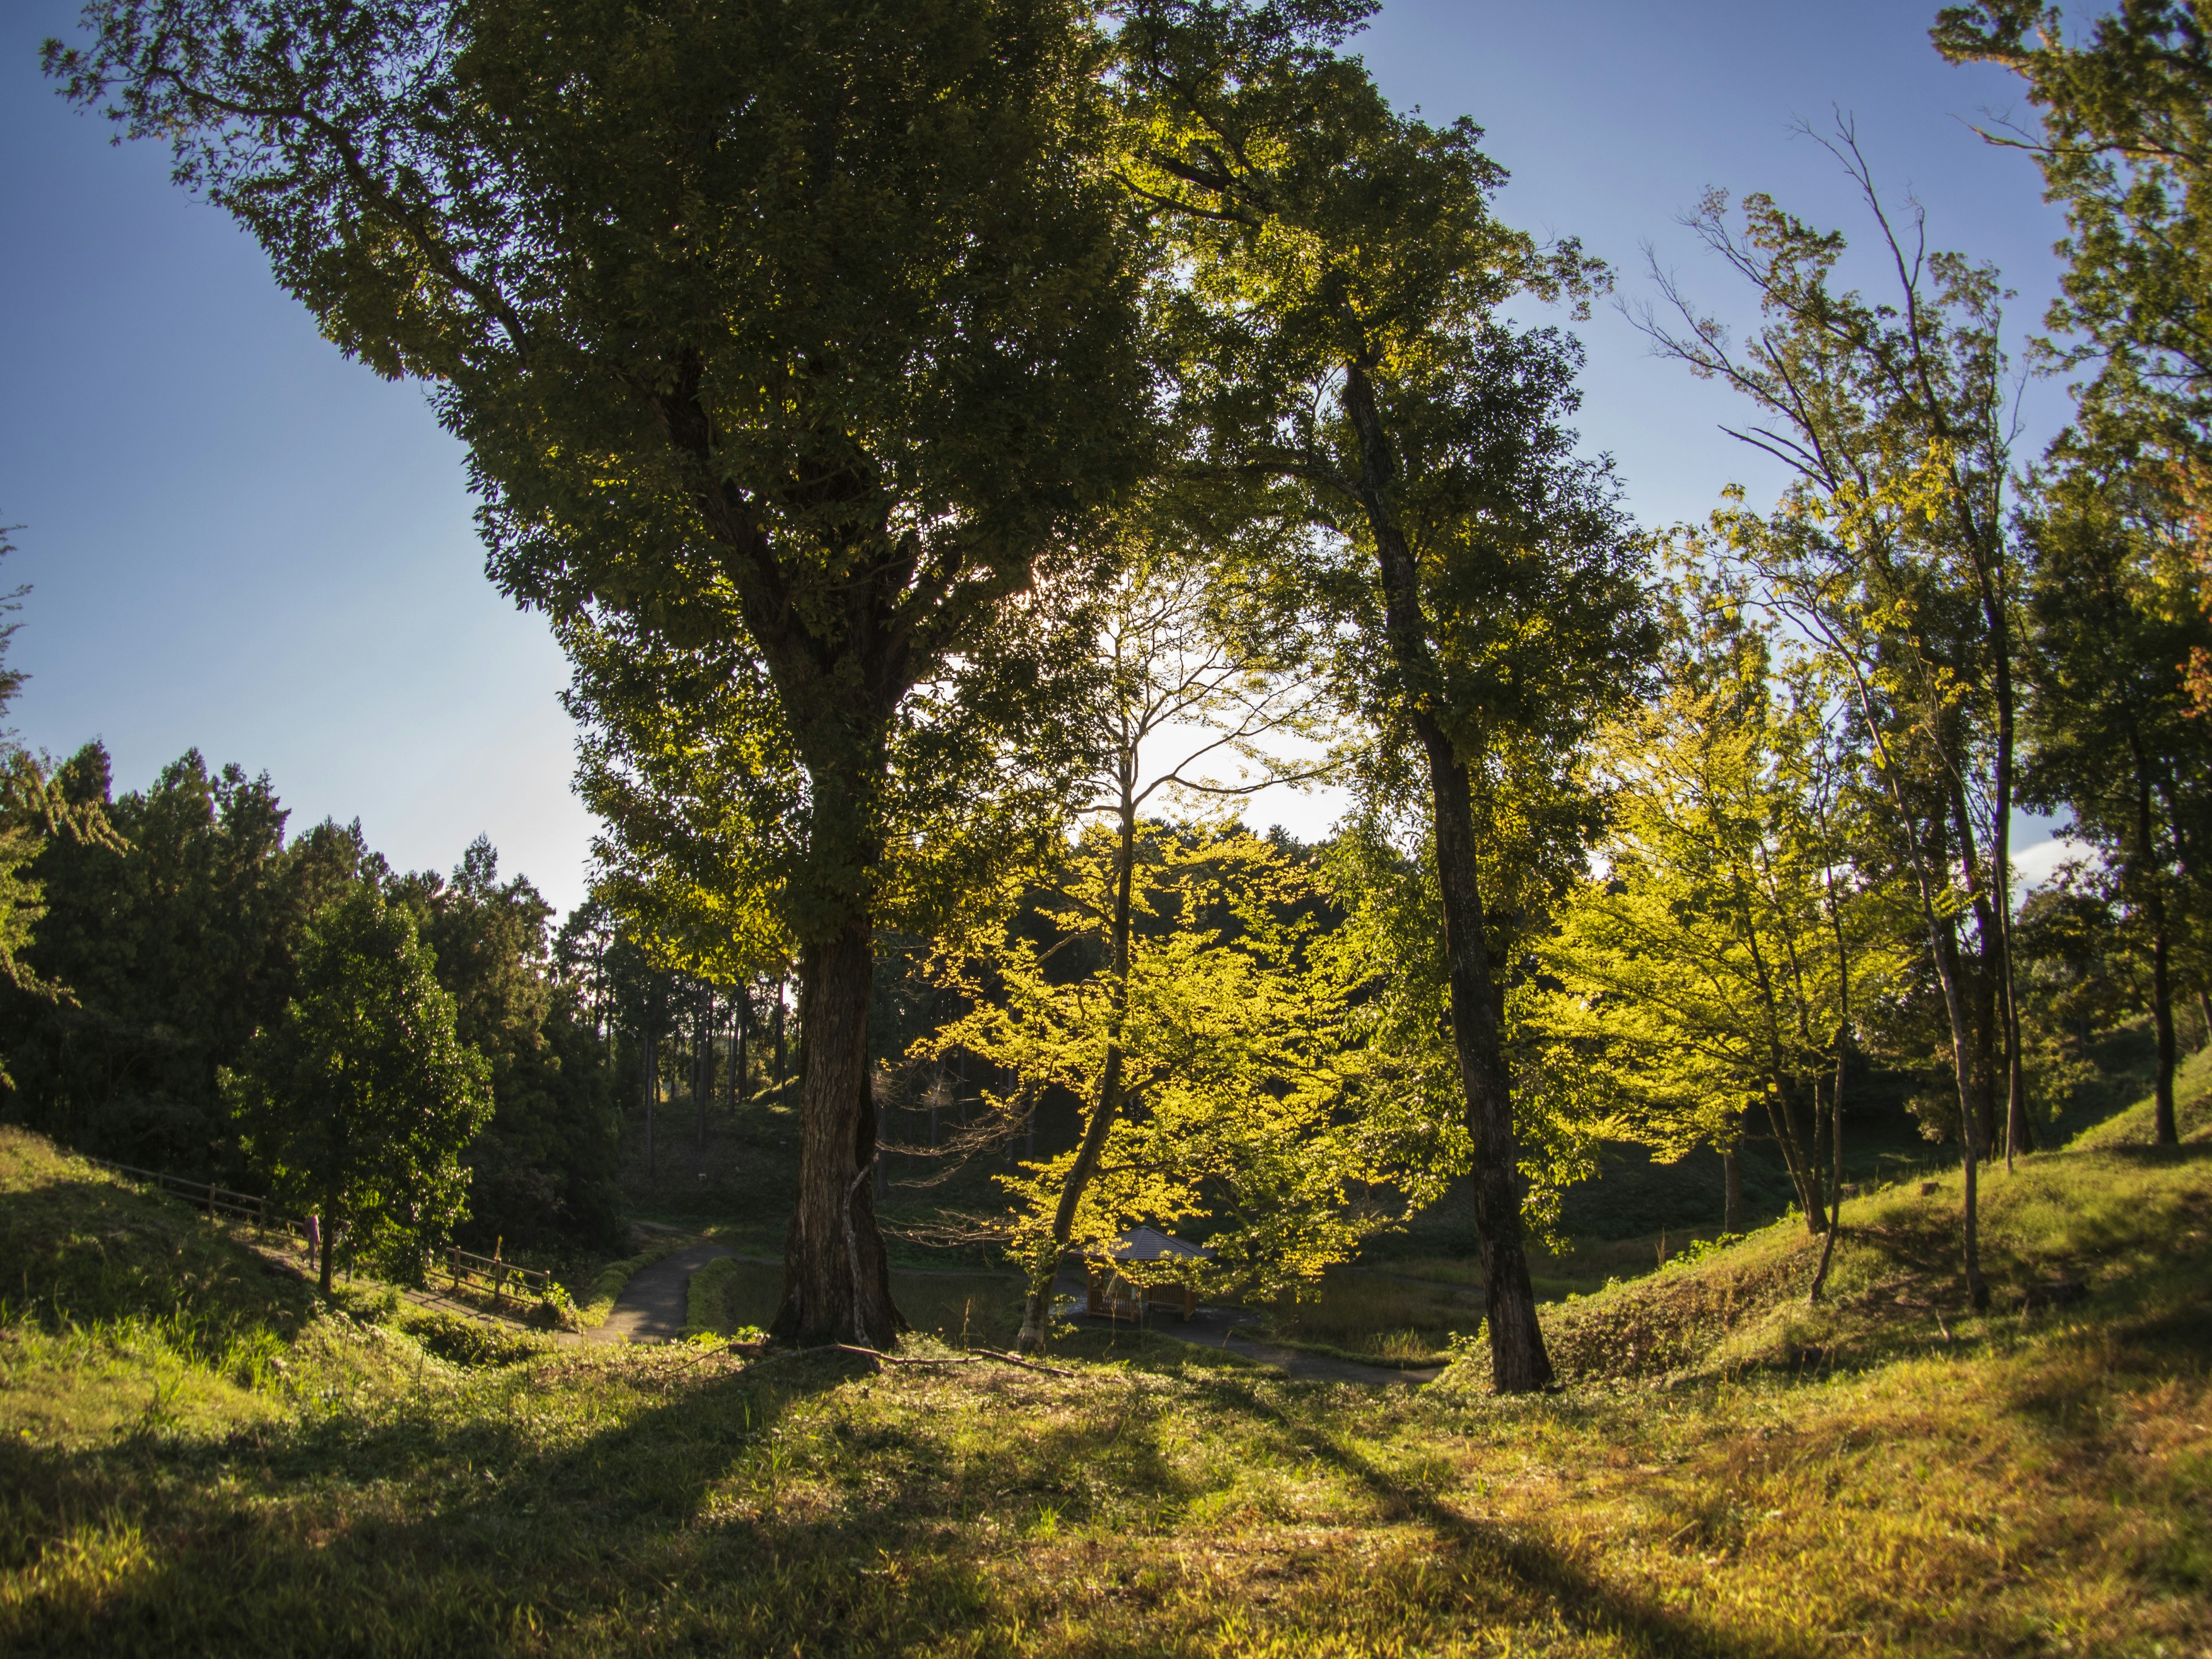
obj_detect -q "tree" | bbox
[391,838,624,1251]
[1,745,364,1169]
[1642,134,2029,1309]
[2020,456,2212,1143]
[1526,568,1912,1256]
[1935,2,2212,451]
[1122,0,1650,1389]
[51,0,1161,1345]
[226,883,491,1293]
[925,820,1412,1343]
[919,536,1330,1350]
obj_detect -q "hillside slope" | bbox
[0,1106,2207,1656]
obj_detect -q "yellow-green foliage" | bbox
[1527,569,1915,1168]
[926,823,1425,1298]
[3,1123,2209,1655]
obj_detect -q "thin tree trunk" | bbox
[1837,668,1987,1309]
[645,1032,656,1182]
[771,927,903,1346]
[696,987,710,1152]
[773,984,787,1096]
[1017,801,1141,1353]
[1932,911,1990,1309]
[1809,1036,1849,1302]
[1723,1144,1743,1234]
[738,986,756,1119]
[2126,734,2180,1147]
[2151,903,2178,1145]
[1739,912,1827,1232]
[1345,361,1550,1392]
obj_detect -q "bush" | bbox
[400,1307,543,1367]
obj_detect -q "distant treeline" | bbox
[0,741,624,1255]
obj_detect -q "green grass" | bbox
[4,1085,2211,1656]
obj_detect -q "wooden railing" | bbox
[86,1157,307,1244]
[85,1153,559,1310]
[89,1158,347,1275]
[441,1245,553,1308]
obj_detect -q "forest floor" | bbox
[2,1063,2208,1654]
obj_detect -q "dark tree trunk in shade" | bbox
[2150,889,2179,1146]
[2129,750,2181,1147]
[770,928,903,1347]
[695,987,710,1152]
[737,984,750,1104]
[1343,361,1551,1393]
[1723,1146,1743,1234]
[1421,730,1554,1391]
[772,988,787,1094]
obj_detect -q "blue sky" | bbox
[0,1,2077,916]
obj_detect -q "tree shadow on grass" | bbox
[0,1345,1012,1656]
[1176,1364,1809,1659]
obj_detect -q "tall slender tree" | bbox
[1642,134,2029,1307]
[2021,456,2212,1145]
[1120,0,1649,1389]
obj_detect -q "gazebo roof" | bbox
[1091,1225,1210,1264]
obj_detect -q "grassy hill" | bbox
[1,1068,2207,1656]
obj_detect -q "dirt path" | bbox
[588,1243,733,1344]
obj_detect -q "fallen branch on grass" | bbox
[831,1343,1077,1378]
[834,1343,979,1368]
[968,1347,1076,1377]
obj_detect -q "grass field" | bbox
[2,1055,2209,1654]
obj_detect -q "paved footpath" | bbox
[588,1243,734,1344]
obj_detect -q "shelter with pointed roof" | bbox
[1084,1226,1209,1322]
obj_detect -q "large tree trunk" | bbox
[771,926,903,1346]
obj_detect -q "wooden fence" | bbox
[441,1246,554,1309]
[86,1158,381,1284]
[88,1153,559,1309]
[85,1154,560,1310]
